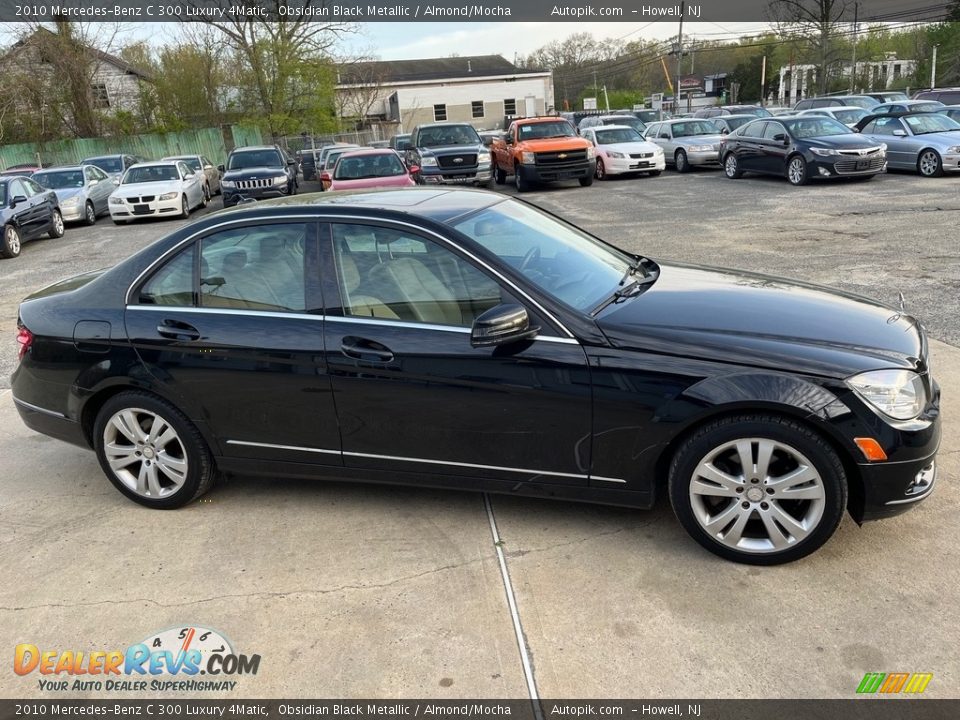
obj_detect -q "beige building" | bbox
[336,55,553,133]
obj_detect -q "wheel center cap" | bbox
[746,487,764,503]
[142,447,156,460]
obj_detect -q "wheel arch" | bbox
[916,147,942,171]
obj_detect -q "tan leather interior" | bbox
[338,253,399,319]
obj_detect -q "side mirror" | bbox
[10,195,27,207]
[320,171,331,182]
[481,137,493,147]
[659,133,670,139]
[112,177,121,186]
[185,172,195,179]
[721,128,729,135]
[470,304,540,348]
[892,129,907,137]
[217,164,226,174]
[773,133,787,143]
[407,165,420,174]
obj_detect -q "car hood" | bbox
[111,181,182,198]
[675,134,724,146]
[222,167,287,181]
[595,261,923,377]
[903,130,960,147]
[419,145,483,155]
[601,141,661,154]
[805,134,883,150]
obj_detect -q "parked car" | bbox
[162,155,221,199]
[298,147,323,181]
[633,109,671,123]
[643,119,724,172]
[580,125,664,179]
[320,145,363,190]
[109,161,207,224]
[578,114,648,135]
[478,130,502,148]
[218,145,299,208]
[1,163,42,177]
[11,188,940,565]
[388,134,412,152]
[721,116,886,185]
[491,116,595,191]
[793,95,880,111]
[81,154,140,182]
[798,106,870,129]
[32,164,113,225]
[938,105,960,123]
[865,91,910,103]
[856,111,960,177]
[868,100,945,116]
[324,149,416,191]
[913,87,960,105]
[709,115,760,135]
[406,123,493,188]
[694,105,772,119]
[763,106,797,116]
[0,175,64,258]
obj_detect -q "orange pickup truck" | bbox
[491,117,596,192]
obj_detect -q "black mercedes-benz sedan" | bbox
[721,115,887,185]
[11,189,939,564]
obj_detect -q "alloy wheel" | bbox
[688,438,826,554]
[4,226,21,256]
[725,154,740,178]
[101,408,189,499]
[51,211,64,237]
[918,150,941,177]
[595,159,606,180]
[788,157,806,185]
[85,202,96,225]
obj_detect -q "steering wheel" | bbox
[519,246,541,273]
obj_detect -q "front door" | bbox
[321,221,593,485]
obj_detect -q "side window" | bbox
[94,167,109,181]
[762,122,783,140]
[332,223,501,327]
[23,179,44,196]
[861,120,877,134]
[742,121,765,138]
[9,179,26,199]
[139,245,195,306]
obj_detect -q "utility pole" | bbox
[603,85,610,111]
[760,56,767,106]
[593,70,598,97]
[931,45,939,88]
[674,1,685,114]
[850,1,859,93]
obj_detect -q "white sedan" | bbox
[109,161,207,225]
[581,125,665,179]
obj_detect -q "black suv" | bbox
[219,145,298,208]
[405,123,492,187]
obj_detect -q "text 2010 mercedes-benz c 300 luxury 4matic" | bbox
[12,189,939,564]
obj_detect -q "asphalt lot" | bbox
[1,170,959,700]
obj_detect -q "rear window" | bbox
[918,90,960,104]
[417,125,481,147]
[83,156,122,173]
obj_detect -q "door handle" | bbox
[156,319,201,341]
[341,337,394,363]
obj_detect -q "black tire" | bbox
[668,414,847,565]
[84,201,97,226]
[290,179,298,195]
[479,177,494,189]
[180,194,190,218]
[202,184,211,206]
[579,175,594,187]
[648,170,662,177]
[1,224,21,259]
[724,153,743,179]
[595,158,607,180]
[93,391,217,509]
[675,149,690,173]
[48,209,65,238]
[514,165,530,192]
[786,154,809,186]
[917,149,943,178]
[494,164,506,185]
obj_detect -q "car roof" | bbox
[715,114,760,120]
[230,145,279,152]
[162,155,200,159]
[339,148,401,158]
[34,165,86,172]
[591,124,642,133]
[128,161,179,169]
[802,106,864,112]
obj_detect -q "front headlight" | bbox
[687,144,713,152]
[521,151,536,165]
[61,196,82,208]
[419,156,438,167]
[879,143,888,153]
[946,145,960,153]
[810,147,840,157]
[587,146,596,159]
[607,151,625,159]
[477,151,491,164]
[109,196,125,205]
[273,175,287,186]
[847,369,927,420]
[158,192,178,201]
[654,147,664,155]
[221,179,236,189]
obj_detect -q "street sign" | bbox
[583,97,597,110]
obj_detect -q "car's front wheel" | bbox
[917,149,943,178]
[180,194,190,218]
[675,149,690,173]
[93,392,217,509]
[84,201,97,226]
[494,164,506,184]
[595,158,607,180]
[787,155,809,186]
[515,165,530,192]
[724,153,743,179]
[669,415,846,565]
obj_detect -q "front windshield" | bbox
[904,113,960,134]
[84,156,122,173]
[418,125,481,147]
[723,116,754,130]
[166,156,202,171]
[0,184,6,205]
[518,121,576,140]
[123,165,180,184]
[228,150,283,170]
[671,120,718,137]
[393,135,411,150]
[740,107,772,117]
[34,170,85,189]
[596,128,643,144]
[334,153,405,180]
[834,108,867,124]
[452,199,634,312]
[603,116,646,133]
[783,117,852,138]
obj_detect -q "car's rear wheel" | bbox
[595,159,607,180]
[1,224,21,258]
[93,392,216,509]
[724,153,743,179]
[47,210,65,238]
[84,201,97,226]
[669,415,846,565]
[786,155,809,186]
[675,149,690,173]
[917,149,943,177]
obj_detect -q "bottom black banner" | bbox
[0,699,957,720]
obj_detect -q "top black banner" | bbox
[0,0,951,23]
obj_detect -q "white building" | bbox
[777,55,917,106]
[336,55,554,133]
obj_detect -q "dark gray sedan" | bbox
[857,112,960,177]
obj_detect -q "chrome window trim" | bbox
[127,305,323,322]
[13,397,67,419]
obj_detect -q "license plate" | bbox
[856,160,870,170]
[133,204,151,214]
[556,172,573,179]
[632,162,651,168]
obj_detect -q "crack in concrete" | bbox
[0,558,485,612]
[502,518,662,559]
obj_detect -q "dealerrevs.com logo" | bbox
[14,626,260,693]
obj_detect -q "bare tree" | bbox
[769,0,853,94]
[334,55,388,129]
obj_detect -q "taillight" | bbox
[16,326,33,362]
